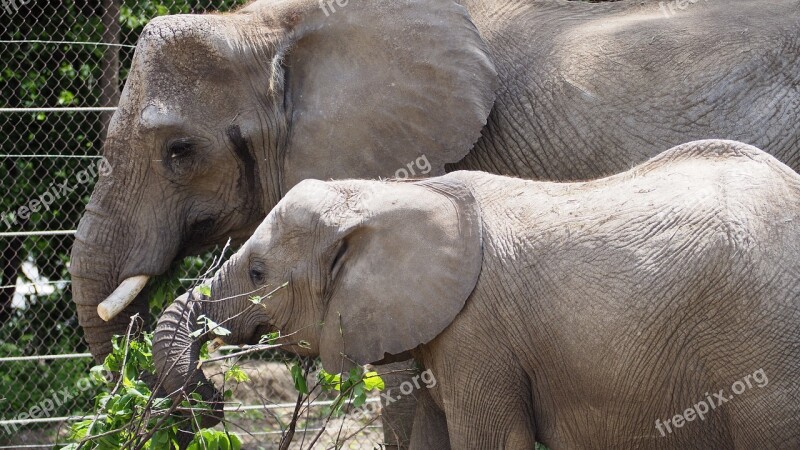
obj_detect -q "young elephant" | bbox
[155,140,800,448]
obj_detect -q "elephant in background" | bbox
[154,140,800,449]
[70,0,800,365]
[68,0,799,445]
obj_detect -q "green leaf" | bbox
[150,429,171,449]
[188,430,239,450]
[259,331,279,345]
[219,435,230,450]
[199,341,210,360]
[212,324,231,336]
[353,381,365,398]
[90,365,110,385]
[68,419,92,441]
[57,89,75,105]
[189,328,204,339]
[352,390,367,409]
[224,365,250,383]
[290,363,308,395]
[318,369,342,391]
[248,295,261,304]
[124,364,137,382]
[229,434,242,450]
[363,371,385,391]
[196,315,231,337]
[196,284,211,297]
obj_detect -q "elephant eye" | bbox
[249,267,266,286]
[164,138,199,175]
[167,139,194,159]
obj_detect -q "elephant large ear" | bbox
[267,0,497,188]
[314,177,483,372]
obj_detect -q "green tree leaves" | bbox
[189,314,232,341]
[318,367,384,416]
[185,429,242,450]
[63,330,242,449]
[290,363,309,395]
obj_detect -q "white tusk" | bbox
[97,275,150,321]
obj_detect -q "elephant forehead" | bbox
[131,15,267,90]
[138,15,228,61]
[251,212,315,253]
[248,186,356,256]
[276,180,359,224]
[131,70,247,131]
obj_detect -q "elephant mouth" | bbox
[179,220,223,257]
[178,216,262,260]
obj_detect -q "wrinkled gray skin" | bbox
[70,0,799,444]
[155,140,800,449]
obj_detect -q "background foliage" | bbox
[0,0,248,444]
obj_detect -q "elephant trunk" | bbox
[70,208,153,363]
[71,274,151,362]
[153,291,223,428]
[70,159,180,363]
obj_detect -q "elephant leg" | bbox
[446,400,536,450]
[410,387,450,450]
[378,360,418,449]
[443,366,536,449]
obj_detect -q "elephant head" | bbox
[153,178,483,403]
[71,0,496,361]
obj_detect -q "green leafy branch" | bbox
[59,315,243,450]
[276,361,385,450]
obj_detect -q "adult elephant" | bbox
[70,0,799,444]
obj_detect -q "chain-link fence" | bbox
[0,2,382,448]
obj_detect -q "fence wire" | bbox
[0,2,383,448]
